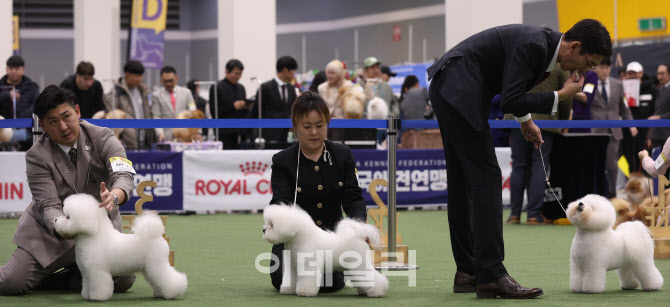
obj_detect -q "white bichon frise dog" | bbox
[262,204,389,297]
[54,194,187,301]
[566,194,663,293]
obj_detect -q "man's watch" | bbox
[112,194,119,207]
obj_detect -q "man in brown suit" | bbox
[591,57,637,198]
[0,85,135,295]
[104,60,154,150]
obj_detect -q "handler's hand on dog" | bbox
[520,119,543,149]
[99,182,114,212]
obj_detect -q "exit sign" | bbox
[639,17,666,32]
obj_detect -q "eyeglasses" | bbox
[584,54,598,71]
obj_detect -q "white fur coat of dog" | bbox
[262,204,388,297]
[566,194,663,293]
[54,194,187,301]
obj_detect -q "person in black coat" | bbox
[250,56,298,148]
[59,61,106,119]
[427,19,612,299]
[268,91,366,292]
[209,59,248,149]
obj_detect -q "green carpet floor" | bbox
[0,209,668,306]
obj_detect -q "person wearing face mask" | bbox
[267,91,367,293]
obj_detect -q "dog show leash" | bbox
[527,131,567,214]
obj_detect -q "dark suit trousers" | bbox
[429,77,508,284]
[509,129,555,219]
[0,246,135,296]
[270,243,345,292]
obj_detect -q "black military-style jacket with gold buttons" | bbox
[270,140,366,231]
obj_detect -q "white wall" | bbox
[218,0,276,98]
[0,0,13,63]
[445,0,523,50]
[74,0,121,91]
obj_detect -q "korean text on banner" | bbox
[129,0,167,69]
[183,150,278,211]
[125,151,183,212]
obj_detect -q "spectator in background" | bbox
[250,56,297,148]
[319,60,353,141]
[647,63,670,149]
[591,57,636,198]
[362,57,399,116]
[151,66,197,143]
[399,75,431,120]
[568,70,598,133]
[187,79,211,138]
[504,64,572,225]
[308,70,326,93]
[618,67,627,80]
[621,61,657,174]
[210,59,248,149]
[380,65,397,83]
[104,60,153,150]
[0,55,39,151]
[59,61,105,119]
[318,60,353,120]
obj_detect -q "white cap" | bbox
[626,61,643,73]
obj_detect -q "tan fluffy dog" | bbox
[339,85,366,119]
[0,115,13,142]
[612,172,670,228]
[173,110,205,142]
[92,109,129,140]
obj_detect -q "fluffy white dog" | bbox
[566,194,663,293]
[54,194,187,301]
[262,204,389,297]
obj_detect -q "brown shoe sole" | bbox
[453,285,476,293]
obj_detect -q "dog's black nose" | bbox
[262,229,266,234]
[577,202,584,212]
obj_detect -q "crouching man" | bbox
[0,85,136,295]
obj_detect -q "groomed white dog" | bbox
[262,204,388,297]
[54,194,187,301]
[566,194,663,293]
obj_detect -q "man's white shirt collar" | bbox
[58,140,77,155]
[546,35,562,72]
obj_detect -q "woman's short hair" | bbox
[291,91,331,127]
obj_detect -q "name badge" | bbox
[655,153,667,170]
[110,157,136,174]
[583,83,594,94]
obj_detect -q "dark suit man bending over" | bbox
[591,57,635,198]
[427,19,612,299]
[0,85,135,295]
[250,56,298,148]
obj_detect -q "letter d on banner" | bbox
[129,0,167,68]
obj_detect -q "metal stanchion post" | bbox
[32,113,42,143]
[383,115,418,271]
[251,77,265,149]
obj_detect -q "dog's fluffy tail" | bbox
[335,218,381,247]
[131,211,165,239]
[616,221,654,261]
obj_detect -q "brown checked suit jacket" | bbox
[12,120,134,268]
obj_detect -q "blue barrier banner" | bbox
[352,149,448,206]
[124,151,183,212]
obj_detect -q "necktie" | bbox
[281,84,287,104]
[601,81,608,104]
[68,147,77,168]
[170,91,177,112]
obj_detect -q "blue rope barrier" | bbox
[2,118,670,129]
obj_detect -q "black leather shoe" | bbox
[453,271,476,293]
[476,274,543,299]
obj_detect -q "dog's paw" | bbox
[279,286,296,295]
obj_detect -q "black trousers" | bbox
[429,76,508,285]
[270,244,345,292]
